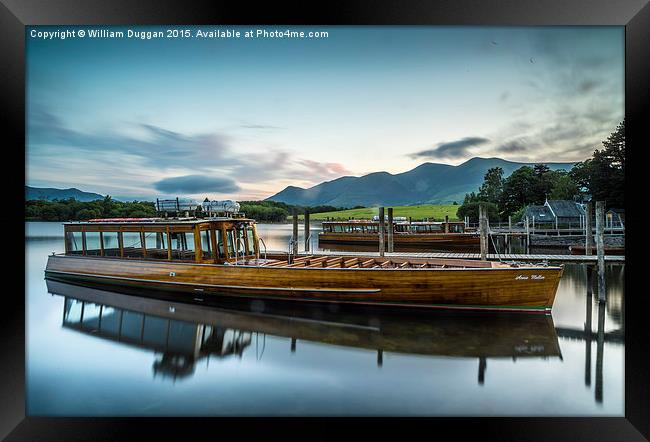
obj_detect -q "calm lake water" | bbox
[26,222,624,416]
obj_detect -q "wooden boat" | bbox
[47,279,563,366]
[319,219,480,248]
[569,245,625,256]
[44,215,563,313]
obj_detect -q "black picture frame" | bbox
[4,0,648,439]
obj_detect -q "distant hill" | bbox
[26,186,105,202]
[267,157,577,207]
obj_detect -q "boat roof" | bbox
[63,216,255,225]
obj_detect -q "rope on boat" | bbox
[488,231,503,262]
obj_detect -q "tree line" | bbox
[26,197,157,221]
[238,201,348,222]
[457,120,625,223]
[25,196,348,223]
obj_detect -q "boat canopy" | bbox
[63,217,259,264]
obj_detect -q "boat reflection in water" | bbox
[48,279,562,384]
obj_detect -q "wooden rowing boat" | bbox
[44,216,563,313]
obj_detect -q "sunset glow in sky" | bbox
[26,26,624,201]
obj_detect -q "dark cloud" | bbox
[154,175,240,194]
[578,79,599,93]
[497,139,529,153]
[409,137,490,160]
[28,108,232,169]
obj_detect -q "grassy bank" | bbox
[292,204,460,221]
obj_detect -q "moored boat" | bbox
[318,219,480,249]
[44,214,563,313]
[569,245,625,256]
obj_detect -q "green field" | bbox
[293,205,460,221]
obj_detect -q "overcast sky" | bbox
[26,26,624,200]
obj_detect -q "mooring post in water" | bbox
[479,204,488,261]
[585,280,593,386]
[378,207,385,256]
[304,210,310,252]
[377,349,383,367]
[478,357,486,385]
[387,208,394,253]
[595,300,606,403]
[585,202,593,255]
[291,338,296,353]
[595,201,606,302]
[525,216,530,254]
[586,265,593,297]
[292,208,299,257]
[444,215,449,233]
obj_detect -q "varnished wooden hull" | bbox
[318,232,480,247]
[45,254,563,313]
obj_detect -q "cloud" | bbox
[496,139,529,153]
[297,160,352,180]
[27,105,357,197]
[153,175,241,194]
[240,123,284,130]
[409,137,490,160]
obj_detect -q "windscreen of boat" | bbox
[216,229,225,258]
[226,229,236,258]
[144,231,169,259]
[65,231,83,255]
[236,227,246,256]
[200,228,212,260]
[102,231,122,257]
[122,231,144,258]
[246,226,255,255]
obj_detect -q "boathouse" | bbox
[522,199,586,227]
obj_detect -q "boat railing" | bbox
[288,235,295,264]
[257,237,268,263]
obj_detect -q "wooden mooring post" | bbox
[304,210,310,252]
[525,216,530,253]
[292,208,299,258]
[479,204,488,261]
[387,208,394,253]
[378,207,385,257]
[595,201,606,302]
[585,202,593,255]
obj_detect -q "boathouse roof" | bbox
[522,205,553,221]
[545,200,585,218]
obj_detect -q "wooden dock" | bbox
[296,250,625,263]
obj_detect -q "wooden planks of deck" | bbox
[298,250,625,263]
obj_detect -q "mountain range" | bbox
[266,157,577,207]
[25,186,105,202]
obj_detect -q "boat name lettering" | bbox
[515,274,545,280]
